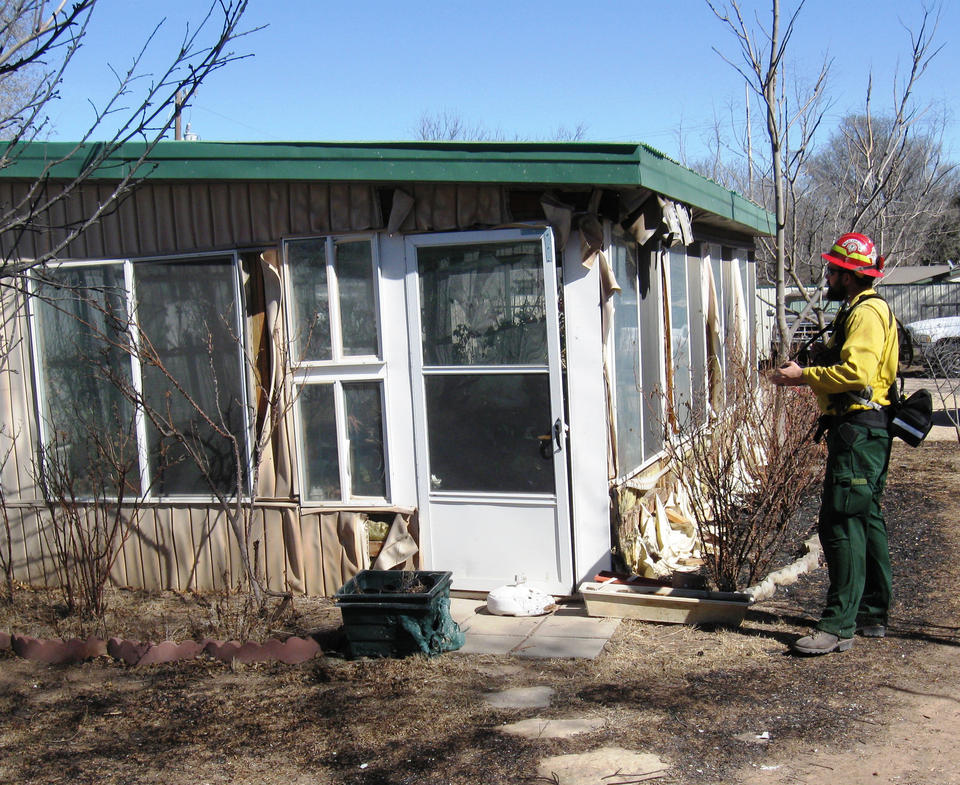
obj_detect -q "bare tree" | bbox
[779,8,954,337]
[0,1,47,123]
[806,112,957,269]
[918,187,960,264]
[706,0,830,360]
[416,110,498,141]
[0,0,255,291]
[705,2,955,353]
[415,109,587,142]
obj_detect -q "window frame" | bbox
[608,230,672,480]
[609,227,644,477]
[665,245,695,431]
[282,232,391,506]
[286,234,384,368]
[607,236,760,482]
[686,246,707,424]
[28,251,253,501]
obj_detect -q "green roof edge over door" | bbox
[0,140,774,235]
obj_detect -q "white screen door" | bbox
[405,228,572,593]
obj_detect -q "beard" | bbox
[825,280,847,301]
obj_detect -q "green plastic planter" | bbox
[335,570,464,658]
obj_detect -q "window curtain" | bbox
[248,248,304,590]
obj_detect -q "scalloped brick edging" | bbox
[2,632,321,666]
[203,637,322,665]
[106,638,152,665]
[11,634,107,665]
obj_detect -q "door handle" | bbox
[538,419,565,459]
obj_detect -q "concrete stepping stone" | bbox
[500,717,605,739]
[476,663,525,679]
[514,635,608,660]
[483,685,555,709]
[537,747,668,785]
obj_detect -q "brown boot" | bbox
[791,631,854,655]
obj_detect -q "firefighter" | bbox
[771,232,899,655]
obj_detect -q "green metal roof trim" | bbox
[1,140,774,235]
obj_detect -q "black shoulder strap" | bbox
[832,293,893,347]
[852,293,908,403]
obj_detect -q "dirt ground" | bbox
[1,439,959,785]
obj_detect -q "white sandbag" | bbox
[486,584,558,617]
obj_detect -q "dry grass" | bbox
[2,442,960,785]
[0,585,343,644]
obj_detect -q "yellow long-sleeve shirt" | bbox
[801,289,899,415]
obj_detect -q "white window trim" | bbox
[286,233,384,367]
[283,232,391,506]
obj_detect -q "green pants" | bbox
[816,421,893,639]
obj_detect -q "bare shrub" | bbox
[36,417,146,632]
[0,301,23,602]
[186,575,297,643]
[668,353,824,592]
[0,430,16,601]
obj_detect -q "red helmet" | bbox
[821,232,885,278]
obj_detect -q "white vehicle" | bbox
[905,316,960,374]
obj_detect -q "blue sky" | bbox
[46,0,960,164]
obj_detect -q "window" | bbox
[639,248,664,459]
[740,252,757,370]
[33,264,137,494]
[610,230,667,473]
[686,247,707,423]
[31,255,249,497]
[284,235,388,503]
[611,232,643,473]
[134,258,248,495]
[288,237,379,362]
[707,244,727,397]
[667,246,693,429]
[415,239,553,494]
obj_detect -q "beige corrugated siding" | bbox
[0,180,518,261]
[0,181,388,260]
[7,502,417,596]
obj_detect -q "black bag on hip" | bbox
[889,388,933,447]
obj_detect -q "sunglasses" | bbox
[826,266,845,277]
